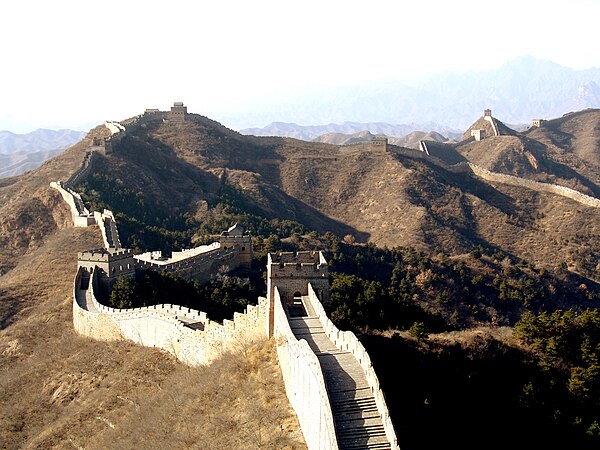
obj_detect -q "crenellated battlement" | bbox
[268,250,326,265]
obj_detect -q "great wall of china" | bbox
[50,105,600,450]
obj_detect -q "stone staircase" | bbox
[288,312,391,450]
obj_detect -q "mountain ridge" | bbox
[48,107,599,280]
[1,105,599,449]
[0,128,86,154]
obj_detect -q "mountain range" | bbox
[227,56,600,130]
[240,121,464,141]
[1,105,599,449]
[0,128,86,178]
[0,129,86,154]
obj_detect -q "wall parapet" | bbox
[65,149,97,188]
[467,163,600,208]
[133,246,240,283]
[50,181,95,227]
[273,287,339,450]
[73,267,267,366]
[483,115,500,137]
[306,283,400,450]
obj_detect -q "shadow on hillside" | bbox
[0,288,21,330]
[525,138,600,197]
[360,333,594,450]
[106,132,369,243]
[399,156,524,256]
[270,188,371,241]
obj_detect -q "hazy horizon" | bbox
[2,0,600,133]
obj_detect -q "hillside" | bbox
[524,109,600,180]
[313,130,375,145]
[2,105,600,449]
[0,128,306,449]
[63,109,600,279]
[455,110,600,198]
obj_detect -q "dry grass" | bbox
[87,340,305,450]
[0,226,305,450]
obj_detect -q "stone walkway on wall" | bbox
[288,298,391,450]
[75,275,204,331]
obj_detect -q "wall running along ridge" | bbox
[64,105,599,450]
[73,266,266,366]
[134,246,240,284]
[396,146,600,208]
[483,115,500,137]
[94,209,122,249]
[468,163,600,208]
[50,181,95,227]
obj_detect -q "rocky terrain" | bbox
[1,105,599,449]
[0,133,305,449]
[74,109,600,278]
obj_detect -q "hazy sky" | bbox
[1,0,599,132]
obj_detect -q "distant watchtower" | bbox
[471,129,486,141]
[219,223,252,269]
[531,119,547,128]
[168,102,187,122]
[371,135,388,151]
[265,251,329,336]
[484,108,492,117]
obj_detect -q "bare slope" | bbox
[0,126,306,449]
[0,226,305,449]
[84,111,600,278]
[524,109,600,182]
[455,111,600,198]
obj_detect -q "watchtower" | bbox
[265,251,329,336]
[531,119,547,128]
[371,135,388,151]
[168,102,187,122]
[471,129,486,141]
[219,223,252,269]
[484,109,492,117]
[77,248,135,292]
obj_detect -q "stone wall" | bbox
[93,209,122,249]
[73,267,267,366]
[73,267,123,340]
[50,181,95,227]
[468,163,600,208]
[483,115,500,136]
[339,140,387,153]
[134,246,241,283]
[273,287,339,450]
[64,150,97,188]
[391,149,600,208]
[306,284,400,449]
